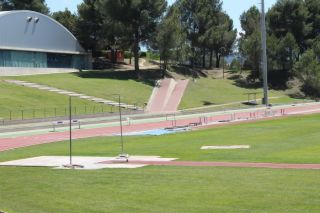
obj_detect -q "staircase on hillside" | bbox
[146,78,189,113]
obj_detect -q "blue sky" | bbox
[47,0,277,32]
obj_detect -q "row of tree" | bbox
[2,0,320,96]
[239,0,320,96]
[59,0,237,76]
[0,0,237,75]
[153,0,236,72]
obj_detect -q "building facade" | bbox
[0,10,90,70]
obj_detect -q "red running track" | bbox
[0,103,320,152]
[101,160,320,170]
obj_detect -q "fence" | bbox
[0,103,143,122]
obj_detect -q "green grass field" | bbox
[3,71,153,106]
[2,70,304,113]
[180,77,302,109]
[0,81,110,120]
[1,114,320,212]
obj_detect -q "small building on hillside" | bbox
[0,10,91,72]
[105,50,125,63]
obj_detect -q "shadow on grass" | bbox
[73,69,165,87]
[171,65,208,78]
[230,77,262,89]
[202,101,215,106]
[228,70,293,91]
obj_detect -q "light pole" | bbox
[220,47,226,79]
[63,96,83,169]
[69,96,72,165]
[261,0,269,106]
[111,94,128,160]
[111,37,119,69]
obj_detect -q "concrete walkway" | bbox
[5,80,141,110]
[0,67,78,76]
[147,78,189,113]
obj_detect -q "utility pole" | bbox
[261,0,268,106]
[220,47,226,79]
[112,94,128,162]
[118,95,124,155]
[69,96,72,165]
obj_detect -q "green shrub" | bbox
[140,52,147,58]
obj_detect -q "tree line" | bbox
[239,0,320,97]
[1,0,320,97]
[0,0,237,75]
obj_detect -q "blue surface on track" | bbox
[124,128,189,136]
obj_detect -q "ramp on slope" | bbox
[163,79,189,112]
[146,78,189,113]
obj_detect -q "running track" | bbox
[1,103,320,152]
[101,160,320,170]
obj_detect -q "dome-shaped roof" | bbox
[0,10,85,54]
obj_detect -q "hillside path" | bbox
[147,78,189,113]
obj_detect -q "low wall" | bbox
[0,67,79,76]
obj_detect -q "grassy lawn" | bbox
[180,77,303,109]
[3,71,153,106]
[2,71,307,112]
[0,114,320,212]
[1,167,319,213]
[0,81,110,120]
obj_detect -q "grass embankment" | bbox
[0,70,309,120]
[5,71,153,106]
[0,81,108,120]
[180,77,303,109]
[0,115,320,212]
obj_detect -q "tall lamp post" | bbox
[111,94,128,160]
[261,0,269,106]
[63,96,83,169]
[220,47,226,79]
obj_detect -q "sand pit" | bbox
[201,145,250,150]
[0,156,177,170]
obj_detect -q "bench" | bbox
[52,120,81,132]
[52,121,64,132]
[189,122,202,127]
[243,92,261,105]
[72,119,81,129]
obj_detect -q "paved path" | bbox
[163,79,189,112]
[103,160,320,170]
[147,78,189,113]
[1,102,320,152]
[4,80,140,110]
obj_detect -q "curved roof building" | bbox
[0,10,90,70]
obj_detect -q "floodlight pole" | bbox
[220,47,226,79]
[69,96,72,165]
[117,94,124,154]
[223,55,225,79]
[261,0,269,106]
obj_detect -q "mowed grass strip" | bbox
[4,71,153,106]
[0,115,320,212]
[0,166,319,213]
[0,81,110,120]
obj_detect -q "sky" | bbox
[46,0,278,32]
